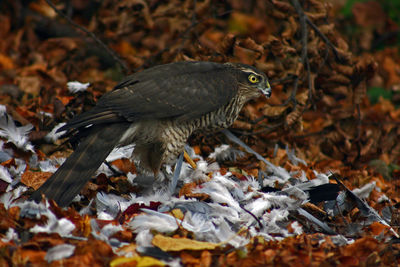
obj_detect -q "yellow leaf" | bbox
[152,234,218,252]
[110,256,165,267]
[171,209,184,220]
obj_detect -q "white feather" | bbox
[45,244,75,262]
[67,81,90,93]
[0,113,34,152]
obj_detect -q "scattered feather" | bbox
[0,113,34,152]
[352,181,376,199]
[128,209,180,233]
[286,145,307,166]
[30,211,75,236]
[136,229,154,247]
[38,159,59,173]
[181,211,214,233]
[1,228,18,243]
[96,192,129,219]
[330,235,354,246]
[44,123,66,142]
[159,199,212,216]
[106,144,135,162]
[209,144,245,162]
[0,186,28,208]
[45,244,75,263]
[126,172,137,184]
[0,141,12,162]
[244,193,298,218]
[212,219,249,247]
[377,194,390,203]
[186,160,218,182]
[290,221,303,235]
[0,165,12,183]
[0,105,6,115]
[194,180,241,211]
[67,81,90,93]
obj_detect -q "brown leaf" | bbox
[262,105,288,117]
[332,64,354,77]
[16,76,41,96]
[326,74,351,85]
[179,182,209,200]
[281,17,297,39]
[12,249,46,265]
[29,0,57,18]
[286,107,304,128]
[296,90,309,106]
[382,56,400,87]
[232,120,252,131]
[271,0,295,13]
[21,170,52,190]
[239,37,264,55]
[304,11,327,20]
[233,46,259,65]
[218,33,236,55]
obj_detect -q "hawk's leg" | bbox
[183,150,197,169]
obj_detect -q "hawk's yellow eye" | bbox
[248,74,259,83]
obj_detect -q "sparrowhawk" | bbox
[30,61,271,206]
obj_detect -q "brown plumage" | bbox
[30,61,271,206]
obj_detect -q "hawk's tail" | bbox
[30,123,130,207]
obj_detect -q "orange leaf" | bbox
[369,222,389,236]
[0,53,14,70]
[21,170,52,190]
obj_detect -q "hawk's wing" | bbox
[63,61,238,131]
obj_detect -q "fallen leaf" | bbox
[152,234,218,252]
[21,170,52,190]
[110,256,164,267]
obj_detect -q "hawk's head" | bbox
[226,63,271,100]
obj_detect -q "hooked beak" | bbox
[260,81,271,98]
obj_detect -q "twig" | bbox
[282,76,299,106]
[44,0,129,74]
[305,16,343,63]
[355,103,362,160]
[291,0,312,106]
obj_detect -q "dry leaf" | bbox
[21,170,52,190]
[152,234,218,252]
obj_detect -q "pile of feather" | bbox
[0,105,396,264]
